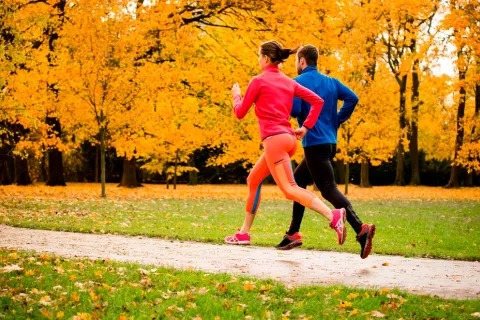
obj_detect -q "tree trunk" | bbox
[409,58,421,185]
[188,154,197,186]
[336,159,345,184]
[40,153,47,182]
[95,144,99,183]
[394,74,408,186]
[344,162,349,195]
[14,156,32,186]
[118,157,140,188]
[173,151,179,190]
[0,154,13,185]
[464,81,479,187]
[100,111,106,198]
[45,116,66,186]
[360,159,371,188]
[446,69,466,188]
[465,172,473,187]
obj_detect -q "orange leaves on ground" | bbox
[339,300,353,309]
[1,183,479,201]
[370,310,386,318]
[243,281,256,291]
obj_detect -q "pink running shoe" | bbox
[224,229,251,245]
[330,208,347,245]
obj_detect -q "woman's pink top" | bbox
[233,64,324,140]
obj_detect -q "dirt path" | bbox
[1,225,479,300]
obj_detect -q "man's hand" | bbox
[231,83,241,97]
[294,126,308,140]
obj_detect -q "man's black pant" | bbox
[288,143,363,235]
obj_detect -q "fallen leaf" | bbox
[371,310,385,318]
[347,293,359,300]
[349,309,359,317]
[339,300,353,309]
[380,288,390,295]
[197,287,209,295]
[284,298,295,304]
[243,281,255,291]
[382,262,389,267]
[39,296,52,306]
[1,264,23,273]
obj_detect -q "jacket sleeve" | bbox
[293,81,324,129]
[336,79,359,125]
[233,77,260,119]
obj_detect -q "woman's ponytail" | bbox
[260,41,299,64]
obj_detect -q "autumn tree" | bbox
[443,0,478,187]
[58,0,147,197]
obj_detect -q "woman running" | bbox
[225,40,347,246]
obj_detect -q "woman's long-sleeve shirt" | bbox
[233,64,324,141]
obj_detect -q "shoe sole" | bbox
[275,240,303,251]
[225,240,250,245]
[361,224,376,259]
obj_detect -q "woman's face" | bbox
[258,49,269,70]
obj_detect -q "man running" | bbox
[275,44,376,259]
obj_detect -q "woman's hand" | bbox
[294,126,308,140]
[231,83,241,97]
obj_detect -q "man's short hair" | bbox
[297,45,318,66]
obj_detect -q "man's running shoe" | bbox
[356,224,376,259]
[224,229,251,245]
[275,232,303,250]
[330,208,347,245]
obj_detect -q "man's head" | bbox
[296,45,319,75]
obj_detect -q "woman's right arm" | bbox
[293,81,324,129]
[233,77,260,119]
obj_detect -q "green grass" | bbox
[1,249,479,320]
[1,198,479,260]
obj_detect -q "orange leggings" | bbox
[246,133,317,214]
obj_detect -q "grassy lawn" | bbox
[1,192,479,260]
[1,248,479,320]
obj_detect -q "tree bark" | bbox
[188,154,197,185]
[40,153,47,182]
[14,156,32,186]
[360,159,371,188]
[465,172,473,187]
[0,154,13,185]
[394,74,408,186]
[118,157,141,188]
[446,69,467,188]
[173,151,179,190]
[46,117,66,186]
[100,111,106,198]
[95,144,99,183]
[409,58,421,185]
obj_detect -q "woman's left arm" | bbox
[293,82,324,129]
